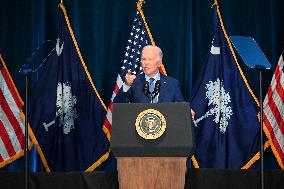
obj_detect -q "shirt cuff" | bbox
[122,83,131,92]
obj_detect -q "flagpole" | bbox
[20,67,32,189]
[259,69,264,189]
[24,73,29,189]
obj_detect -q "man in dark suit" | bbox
[115,45,185,103]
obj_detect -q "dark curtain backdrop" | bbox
[0,0,283,171]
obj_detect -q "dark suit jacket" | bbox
[114,74,185,103]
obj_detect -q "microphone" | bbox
[143,81,151,99]
[152,80,161,98]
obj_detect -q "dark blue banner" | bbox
[28,4,109,171]
[190,9,260,169]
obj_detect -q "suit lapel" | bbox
[158,74,167,102]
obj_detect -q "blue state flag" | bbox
[190,8,260,168]
[28,3,109,171]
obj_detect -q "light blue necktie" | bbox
[149,78,155,93]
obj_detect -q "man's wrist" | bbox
[122,83,131,92]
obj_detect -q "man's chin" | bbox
[143,71,157,77]
[143,70,150,75]
[145,73,153,77]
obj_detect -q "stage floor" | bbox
[0,169,283,189]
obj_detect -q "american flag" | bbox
[0,53,26,168]
[103,9,166,135]
[263,50,284,169]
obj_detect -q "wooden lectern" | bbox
[111,102,194,189]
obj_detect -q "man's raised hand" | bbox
[125,71,136,86]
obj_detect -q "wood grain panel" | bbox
[117,157,187,189]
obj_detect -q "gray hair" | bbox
[142,45,163,59]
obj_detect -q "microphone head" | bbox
[153,80,161,97]
[144,81,149,92]
[154,80,161,92]
[143,81,150,98]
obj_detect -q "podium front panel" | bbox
[111,102,194,157]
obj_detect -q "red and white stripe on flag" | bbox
[0,54,26,168]
[263,53,284,169]
[103,74,124,134]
